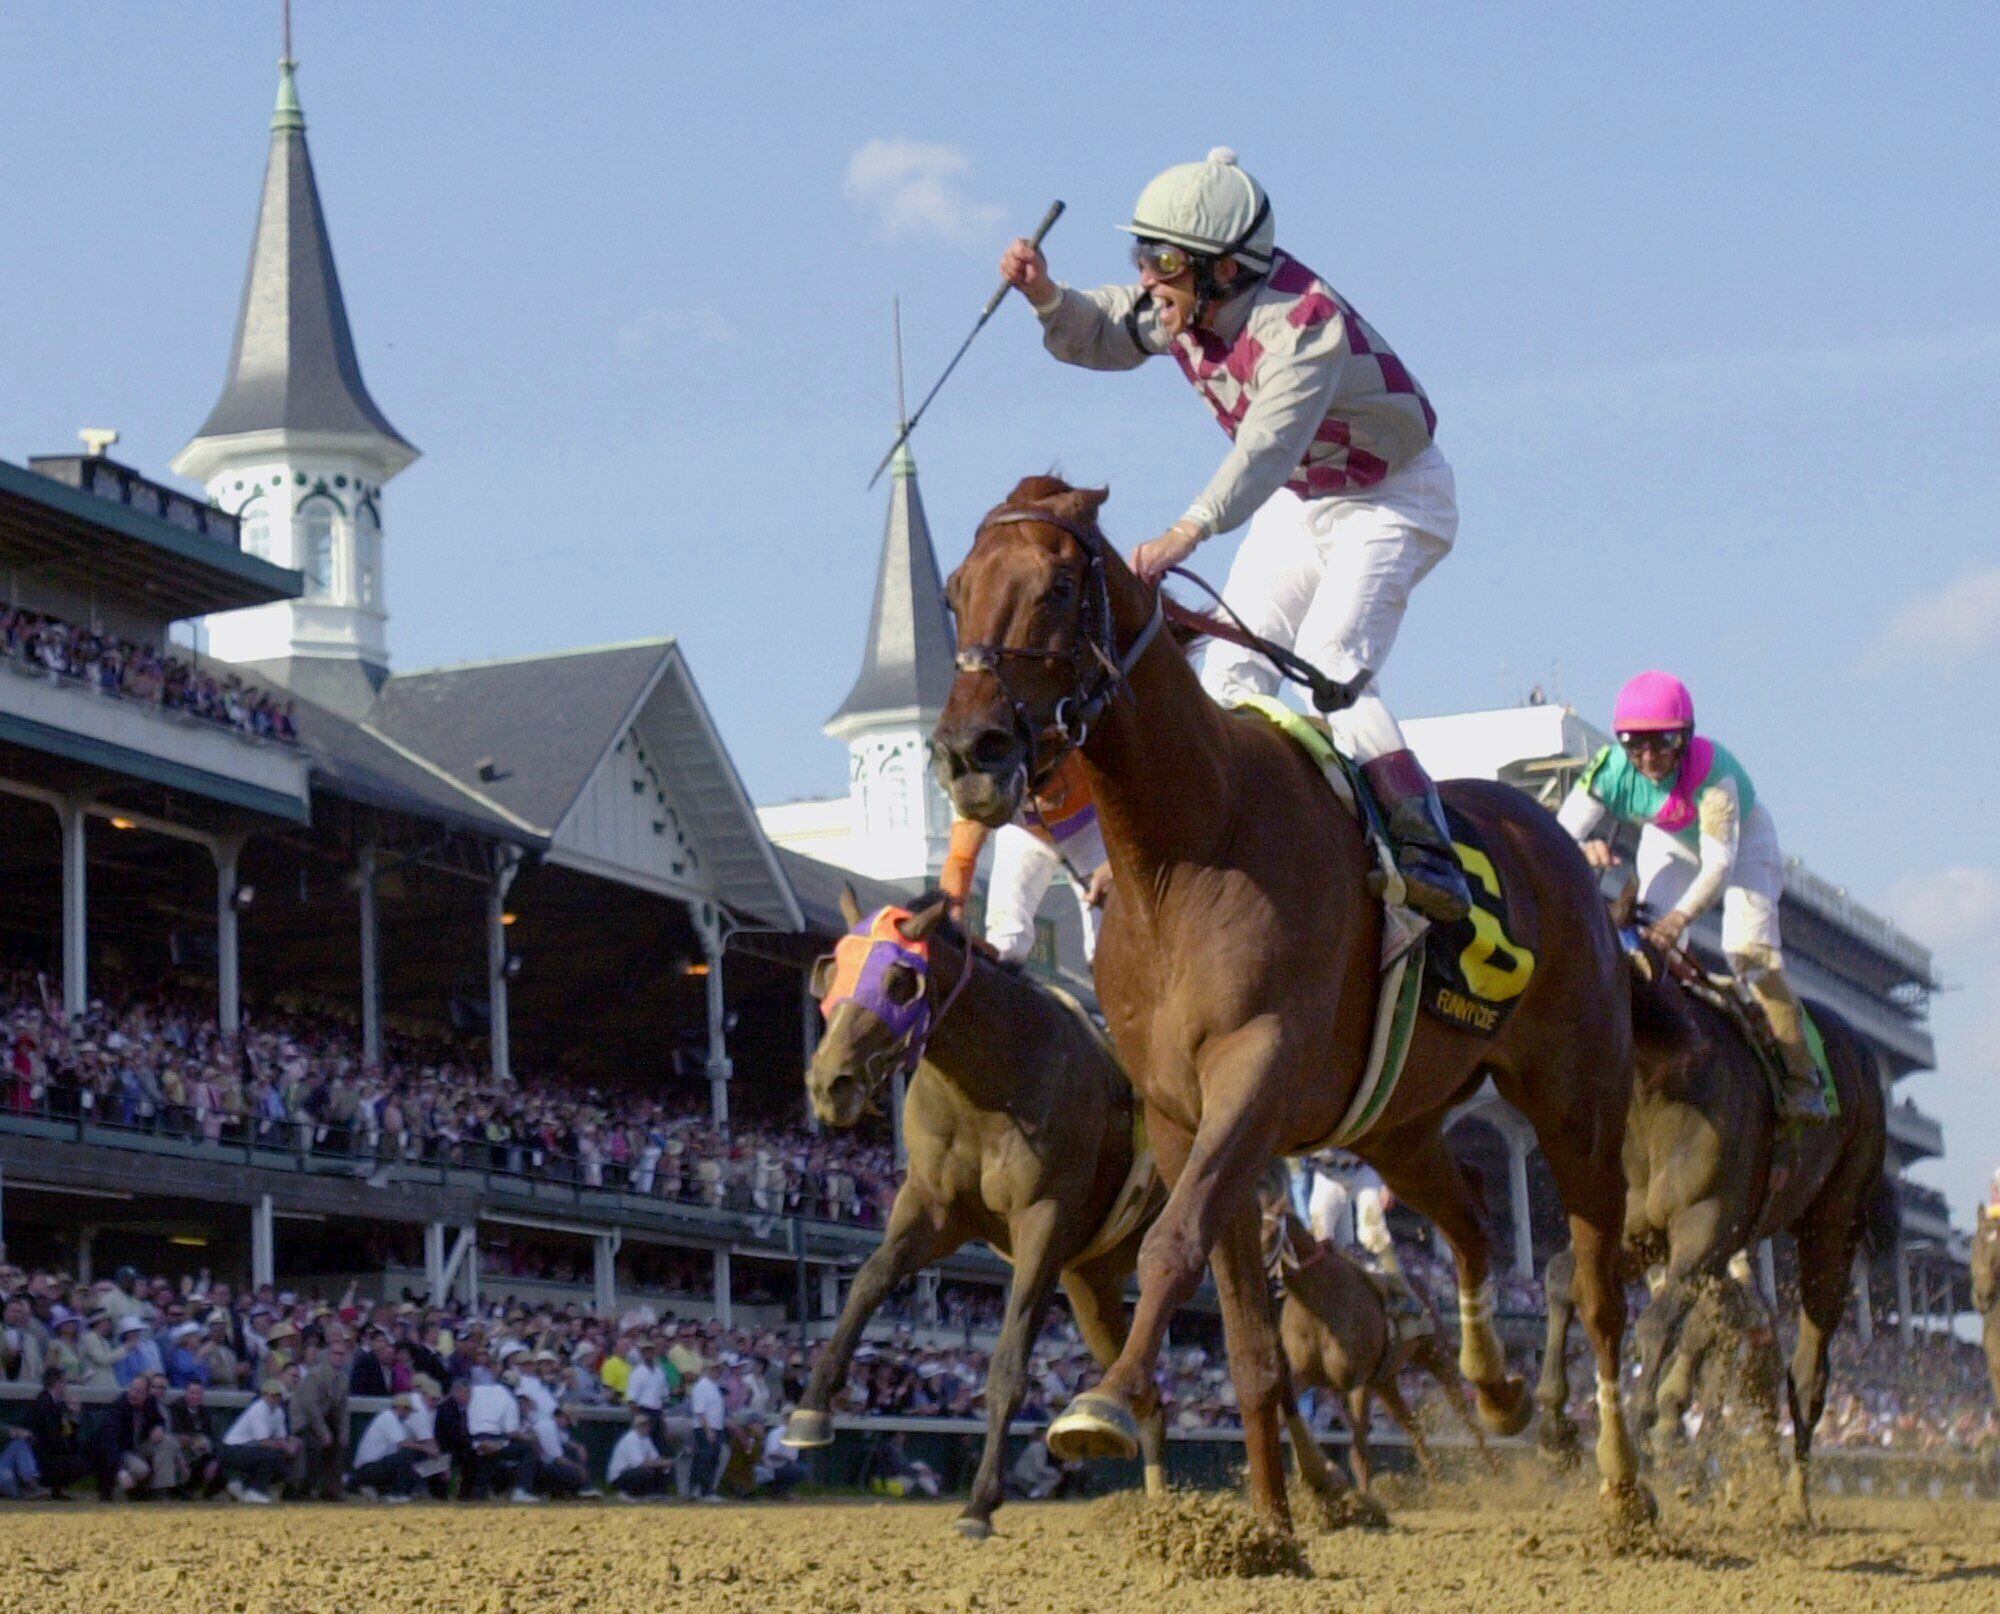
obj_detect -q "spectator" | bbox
[290,1333,351,1501]
[688,1356,727,1501]
[751,1414,806,1498]
[220,1379,297,1504]
[96,1374,182,1499]
[350,1390,424,1501]
[164,1379,222,1498]
[625,1337,667,1421]
[23,1366,86,1497]
[863,1432,941,1499]
[432,1378,475,1494]
[519,1389,590,1498]
[0,1409,45,1499]
[465,1372,541,1503]
[2,1294,47,1384]
[161,1321,208,1388]
[607,1410,673,1499]
[350,1329,396,1398]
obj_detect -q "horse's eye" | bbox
[885,968,922,1006]
[1049,573,1077,603]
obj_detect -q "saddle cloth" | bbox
[1420,804,1538,1037]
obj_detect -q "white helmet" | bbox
[1120,147,1274,272]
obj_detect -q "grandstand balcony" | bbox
[0,650,309,820]
[1886,1098,1945,1162]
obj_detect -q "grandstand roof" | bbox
[0,458,300,619]
[369,640,804,929]
[826,446,956,735]
[775,845,923,940]
[173,60,416,482]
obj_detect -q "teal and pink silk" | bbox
[1581,736,1758,848]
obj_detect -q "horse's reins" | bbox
[1161,566,1372,715]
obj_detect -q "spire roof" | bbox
[174,57,416,480]
[825,444,956,733]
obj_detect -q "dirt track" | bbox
[7,1468,1997,1613]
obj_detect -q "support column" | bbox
[76,1225,96,1285]
[1852,1250,1873,1345]
[462,1227,480,1311]
[357,832,382,1067]
[696,906,733,1127]
[801,976,821,1136]
[213,835,244,1037]
[1506,1127,1534,1280]
[593,1231,620,1316]
[1896,1238,1914,1345]
[713,1248,733,1328]
[916,1269,940,1327]
[424,1222,446,1307]
[250,1194,276,1290]
[819,1267,839,1321]
[487,848,520,1084]
[58,797,88,1018]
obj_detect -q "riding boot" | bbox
[1360,750,1473,925]
[1737,949,1830,1126]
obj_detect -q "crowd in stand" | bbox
[2,975,900,1227]
[0,605,298,744]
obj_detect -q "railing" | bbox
[26,454,241,548]
[0,1079,896,1237]
[0,643,300,750]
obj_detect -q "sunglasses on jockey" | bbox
[1616,728,1688,757]
[809,906,972,1087]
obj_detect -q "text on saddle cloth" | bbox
[1419,804,1538,1037]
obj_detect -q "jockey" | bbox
[1000,147,1470,924]
[1557,671,1830,1126]
[938,751,1109,965]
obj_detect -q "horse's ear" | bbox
[1063,486,1110,523]
[838,884,862,928]
[899,898,950,943]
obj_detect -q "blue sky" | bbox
[4,3,1997,1217]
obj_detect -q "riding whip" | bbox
[865,199,1066,487]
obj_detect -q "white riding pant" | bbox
[983,818,1108,965]
[1633,801,1785,960]
[1197,445,1458,763]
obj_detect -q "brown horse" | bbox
[783,887,1174,1538]
[1535,956,1890,1524]
[1974,1210,2000,1421]
[932,475,1644,1529]
[1263,1198,1494,1493]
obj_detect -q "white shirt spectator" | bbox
[354,1407,412,1469]
[1308,1169,1356,1246]
[224,1397,287,1446]
[625,1359,667,1412]
[1352,1167,1392,1257]
[607,1427,662,1483]
[467,1382,521,1438]
[689,1372,725,1433]
[405,1401,436,1443]
[518,1375,558,1419]
[527,1409,566,1463]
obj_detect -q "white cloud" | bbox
[844,139,1003,247]
[1865,565,2000,672]
[616,305,737,354]
[1882,865,2000,952]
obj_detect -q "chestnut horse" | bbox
[933,476,1644,1530]
[784,888,1179,1538]
[1536,961,1889,1525]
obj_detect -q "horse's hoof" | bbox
[1600,1480,1659,1532]
[953,1515,994,1541]
[1475,1375,1534,1438]
[1048,1391,1140,1461]
[780,1408,833,1450]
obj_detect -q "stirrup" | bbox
[1399,859,1471,925]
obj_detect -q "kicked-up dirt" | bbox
[5,1464,1996,1613]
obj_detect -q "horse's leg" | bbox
[1050,1052,1280,1464]
[786,1190,952,1448]
[1061,1259,1166,1497]
[1375,1374,1437,1480]
[958,1201,1063,1540]
[1534,1245,1581,1461]
[1417,1334,1497,1471]
[1210,1201,1294,1527]
[1784,1199,1868,1529]
[1274,1299,1350,1507]
[1567,1207,1652,1522]
[1367,1121,1527,1434]
[1345,1385,1376,1491]
[1633,1201,1726,1447]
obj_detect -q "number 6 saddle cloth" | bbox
[1230,698,1538,1151]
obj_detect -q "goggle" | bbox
[1616,729,1687,755]
[1130,239,1195,280]
[810,908,933,1073]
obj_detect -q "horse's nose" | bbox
[932,721,1020,783]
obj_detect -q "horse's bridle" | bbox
[950,505,1164,789]
[814,907,977,1100]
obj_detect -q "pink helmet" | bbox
[1612,670,1694,734]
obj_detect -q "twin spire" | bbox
[172,43,416,483]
